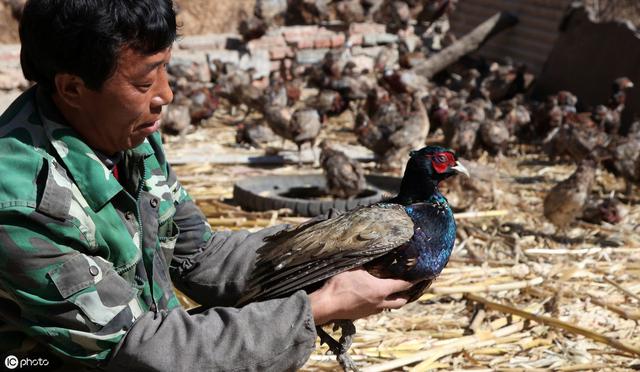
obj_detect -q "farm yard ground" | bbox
[166,111,640,371]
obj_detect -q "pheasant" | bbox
[319,140,367,199]
[602,77,634,135]
[543,159,597,228]
[262,105,322,165]
[235,122,276,149]
[238,146,469,371]
[356,92,430,171]
[603,134,640,195]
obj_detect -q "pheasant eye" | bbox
[436,155,447,163]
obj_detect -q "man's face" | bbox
[77,46,173,154]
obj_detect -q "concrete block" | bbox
[352,46,383,58]
[363,33,400,46]
[295,49,330,65]
[375,33,399,45]
[205,49,241,65]
[283,25,321,39]
[347,34,363,46]
[239,50,271,79]
[177,33,240,51]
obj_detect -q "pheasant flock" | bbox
[161,1,638,232]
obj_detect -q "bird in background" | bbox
[319,140,367,199]
[543,158,597,229]
[237,146,469,371]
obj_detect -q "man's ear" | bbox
[53,73,87,109]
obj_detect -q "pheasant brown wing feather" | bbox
[237,204,414,305]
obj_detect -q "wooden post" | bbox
[413,12,519,79]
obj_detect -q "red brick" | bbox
[349,23,386,35]
[331,34,346,48]
[284,33,303,44]
[247,35,286,51]
[283,26,320,40]
[295,39,315,49]
[301,26,322,35]
[314,37,332,49]
[262,35,287,46]
[269,46,293,60]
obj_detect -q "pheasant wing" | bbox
[237,204,414,305]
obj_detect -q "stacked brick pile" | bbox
[0,23,403,111]
[173,22,401,84]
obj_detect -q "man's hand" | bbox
[308,269,414,325]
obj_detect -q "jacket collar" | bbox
[35,86,154,211]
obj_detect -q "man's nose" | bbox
[151,69,173,108]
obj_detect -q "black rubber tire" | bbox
[233,174,401,217]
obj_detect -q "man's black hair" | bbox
[20,0,178,92]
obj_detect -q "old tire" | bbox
[233,174,401,217]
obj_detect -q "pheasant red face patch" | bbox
[429,152,456,173]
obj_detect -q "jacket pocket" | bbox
[48,254,138,326]
[158,220,180,265]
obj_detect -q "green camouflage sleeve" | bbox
[0,207,143,366]
[169,199,288,307]
[145,133,288,306]
[0,206,318,371]
[165,162,291,306]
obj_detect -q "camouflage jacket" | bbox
[0,87,317,371]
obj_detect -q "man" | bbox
[0,1,412,371]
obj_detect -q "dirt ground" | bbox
[0,1,19,44]
[165,112,640,371]
[0,0,254,44]
[174,0,255,36]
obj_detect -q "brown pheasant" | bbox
[543,159,597,228]
[319,140,367,199]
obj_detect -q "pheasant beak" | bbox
[451,161,470,177]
